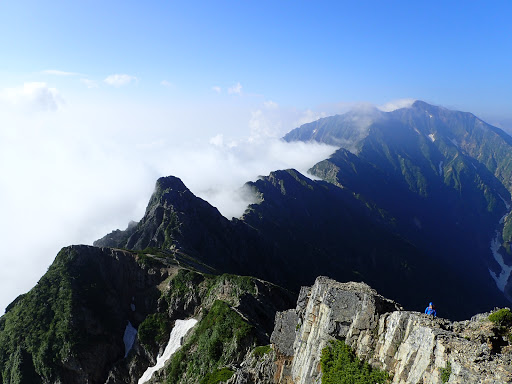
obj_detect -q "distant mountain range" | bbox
[96,100,512,317]
[1,100,512,383]
[287,100,512,303]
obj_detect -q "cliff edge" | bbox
[253,276,512,384]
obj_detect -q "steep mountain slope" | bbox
[0,246,166,383]
[282,107,381,149]
[95,170,501,319]
[0,245,294,383]
[286,100,512,303]
[94,175,280,285]
[241,169,461,313]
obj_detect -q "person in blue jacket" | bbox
[425,302,437,317]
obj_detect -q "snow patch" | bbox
[428,133,435,142]
[438,161,443,177]
[489,195,512,293]
[138,318,197,384]
[312,129,317,134]
[489,234,512,292]
[498,195,510,224]
[123,322,137,357]
[414,128,421,135]
[499,194,511,211]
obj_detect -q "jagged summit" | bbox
[95,175,226,250]
[155,175,187,190]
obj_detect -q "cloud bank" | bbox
[163,139,336,219]
[1,82,63,112]
[0,87,337,313]
[1,81,424,316]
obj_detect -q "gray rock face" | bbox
[271,310,299,357]
[227,349,277,384]
[271,276,512,384]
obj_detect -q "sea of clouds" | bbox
[0,82,340,312]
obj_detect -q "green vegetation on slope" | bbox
[164,269,258,306]
[488,308,512,327]
[0,248,75,382]
[440,361,451,383]
[166,300,253,383]
[320,340,389,384]
[502,214,512,253]
[252,344,271,358]
[138,313,172,349]
[200,367,235,384]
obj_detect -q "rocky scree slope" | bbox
[265,276,512,384]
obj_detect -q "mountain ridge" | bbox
[287,100,512,302]
[2,100,512,383]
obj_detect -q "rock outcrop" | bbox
[227,348,277,384]
[270,276,512,384]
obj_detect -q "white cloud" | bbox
[249,109,282,141]
[80,78,99,89]
[0,97,337,314]
[0,82,63,112]
[228,82,242,95]
[209,133,224,147]
[161,80,173,87]
[377,98,416,112]
[42,69,81,76]
[294,109,327,127]
[104,74,137,87]
[166,138,337,220]
[212,86,222,93]
[264,100,278,109]
[4,86,417,316]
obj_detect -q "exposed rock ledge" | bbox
[264,276,512,384]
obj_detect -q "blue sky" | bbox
[0,1,511,312]
[1,1,511,117]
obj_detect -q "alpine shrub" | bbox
[320,340,389,384]
[488,308,512,327]
[440,361,451,383]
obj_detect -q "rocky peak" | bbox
[270,276,512,384]
[95,176,231,256]
[148,176,196,211]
